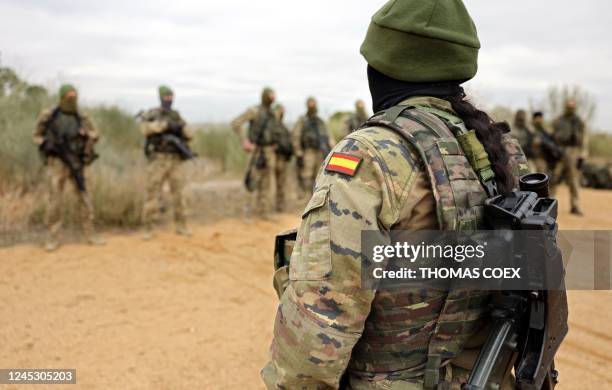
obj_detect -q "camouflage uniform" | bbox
[292,111,331,198]
[140,107,192,232]
[340,101,369,142]
[263,97,528,390]
[33,106,100,247]
[552,110,587,213]
[232,103,280,217]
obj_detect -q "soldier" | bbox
[510,110,534,159]
[263,1,538,389]
[292,97,331,198]
[232,87,279,218]
[33,84,105,251]
[140,85,193,238]
[274,104,293,212]
[552,99,587,215]
[341,99,369,140]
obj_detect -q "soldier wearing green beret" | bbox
[140,85,193,238]
[552,99,587,215]
[263,1,538,389]
[232,87,280,218]
[292,97,331,199]
[33,84,105,251]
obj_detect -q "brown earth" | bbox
[0,185,611,390]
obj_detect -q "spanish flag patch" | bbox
[325,153,362,176]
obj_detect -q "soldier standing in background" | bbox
[33,84,105,251]
[341,99,369,140]
[232,87,279,218]
[273,104,293,213]
[140,85,193,238]
[292,97,331,198]
[552,99,587,215]
[510,110,534,160]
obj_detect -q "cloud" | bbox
[1,0,611,128]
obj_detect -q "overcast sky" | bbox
[1,0,611,129]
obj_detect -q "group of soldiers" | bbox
[34,83,369,250]
[231,88,369,218]
[510,99,587,215]
[35,84,194,251]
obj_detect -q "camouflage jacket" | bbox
[34,107,98,146]
[553,114,588,153]
[139,107,191,139]
[231,105,279,146]
[262,97,528,390]
[292,114,331,156]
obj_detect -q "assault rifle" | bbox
[465,173,568,390]
[40,110,94,192]
[535,130,565,166]
[136,110,197,161]
[144,132,197,161]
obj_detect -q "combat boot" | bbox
[570,207,583,216]
[86,235,106,246]
[176,223,192,237]
[44,238,60,252]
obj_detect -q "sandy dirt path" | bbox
[0,186,611,389]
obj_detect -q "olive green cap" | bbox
[158,85,173,97]
[360,0,480,82]
[59,84,77,98]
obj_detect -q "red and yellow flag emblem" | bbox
[325,153,362,176]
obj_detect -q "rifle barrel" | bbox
[465,319,514,390]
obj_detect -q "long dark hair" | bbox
[445,94,515,194]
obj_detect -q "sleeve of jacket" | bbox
[33,108,53,146]
[174,110,192,140]
[231,106,257,139]
[291,117,305,157]
[140,109,167,136]
[81,112,99,142]
[262,134,404,389]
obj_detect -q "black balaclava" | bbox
[367,65,466,113]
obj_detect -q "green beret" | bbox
[158,85,173,97]
[360,0,480,82]
[262,86,275,95]
[59,84,77,98]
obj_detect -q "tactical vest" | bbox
[275,122,293,158]
[301,115,325,150]
[46,108,82,141]
[145,108,185,154]
[248,107,277,146]
[554,115,584,146]
[346,99,528,386]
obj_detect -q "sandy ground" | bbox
[0,185,611,389]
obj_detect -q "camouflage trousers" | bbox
[299,148,325,198]
[275,155,290,212]
[551,147,581,211]
[250,146,277,217]
[529,157,549,177]
[142,153,187,228]
[44,157,95,239]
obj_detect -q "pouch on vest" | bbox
[272,229,297,298]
